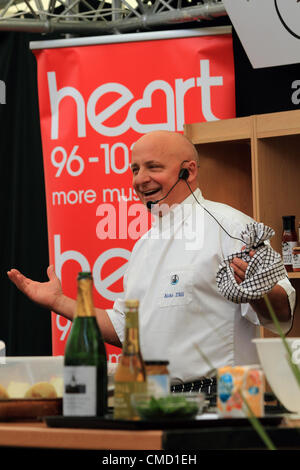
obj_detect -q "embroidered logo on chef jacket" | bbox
[159,268,193,308]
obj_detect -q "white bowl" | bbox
[253,337,300,414]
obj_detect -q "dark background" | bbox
[1,25,300,356]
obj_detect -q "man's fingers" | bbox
[7,269,29,291]
[242,245,256,258]
[233,273,243,284]
[230,258,247,284]
[230,251,255,283]
[232,257,248,271]
[7,268,21,282]
[231,265,245,283]
[7,268,19,276]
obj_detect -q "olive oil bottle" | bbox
[113,299,147,420]
[63,272,107,417]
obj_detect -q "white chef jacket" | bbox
[108,189,295,384]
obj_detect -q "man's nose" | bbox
[134,168,151,186]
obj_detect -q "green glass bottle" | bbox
[113,299,147,420]
[63,272,107,417]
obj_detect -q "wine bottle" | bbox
[113,299,147,420]
[63,272,107,417]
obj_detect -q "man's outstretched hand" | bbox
[7,266,119,340]
[7,265,63,313]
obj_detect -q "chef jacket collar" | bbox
[151,187,204,233]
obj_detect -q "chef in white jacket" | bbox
[7,130,295,392]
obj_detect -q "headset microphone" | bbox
[146,167,189,210]
[146,201,155,210]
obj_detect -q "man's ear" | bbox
[186,160,198,181]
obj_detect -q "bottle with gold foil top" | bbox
[113,299,147,420]
[63,272,107,417]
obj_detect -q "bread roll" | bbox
[7,381,30,398]
[25,381,57,399]
[0,384,9,399]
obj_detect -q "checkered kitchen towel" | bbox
[216,222,287,303]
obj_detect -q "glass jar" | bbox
[292,246,300,272]
[282,216,298,272]
[144,360,170,397]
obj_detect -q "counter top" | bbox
[0,421,162,450]
[0,414,300,452]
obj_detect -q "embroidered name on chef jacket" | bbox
[159,268,193,308]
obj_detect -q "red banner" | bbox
[33,31,236,362]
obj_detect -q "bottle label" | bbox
[293,253,300,270]
[282,241,297,265]
[63,366,96,416]
[113,381,147,420]
[147,374,170,397]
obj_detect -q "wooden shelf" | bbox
[184,115,253,144]
[255,109,300,138]
[288,272,300,279]
[185,109,300,338]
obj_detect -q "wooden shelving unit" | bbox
[184,109,300,338]
[288,273,300,279]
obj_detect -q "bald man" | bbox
[130,130,200,210]
[8,131,295,392]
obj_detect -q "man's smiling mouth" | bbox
[142,188,161,197]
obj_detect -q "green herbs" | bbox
[136,395,199,420]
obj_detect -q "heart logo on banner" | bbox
[128,80,175,133]
[93,247,131,302]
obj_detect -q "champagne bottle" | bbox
[113,299,147,420]
[63,272,107,417]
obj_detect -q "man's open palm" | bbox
[7,265,63,312]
